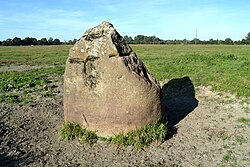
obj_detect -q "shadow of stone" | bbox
[161,76,199,137]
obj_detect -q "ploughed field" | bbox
[0,45,250,166]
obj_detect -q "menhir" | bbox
[64,21,163,136]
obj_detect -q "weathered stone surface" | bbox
[64,21,163,136]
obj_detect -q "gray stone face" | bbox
[64,21,163,136]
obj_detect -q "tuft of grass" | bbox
[60,122,98,144]
[107,122,167,149]
[60,121,167,149]
[221,134,230,141]
[0,95,20,103]
[235,135,246,145]
[237,117,250,123]
[237,117,250,127]
[60,122,83,140]
[223,154,233,162]
[221,150,237,166]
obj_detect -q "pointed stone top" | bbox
[80,21,131,56]
[83,21,115,40]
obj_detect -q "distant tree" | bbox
[163,40,172,44]
[132,35,163,44]
[182,39,188,44]
[202,40,208,45]
[218,40,224,45]
[224,38,233,45]
[124,35,133,44]
[152,36,161,44]
[72,39,78,44]
[215,39,219,45]
[191,38,201,44]
[245,32,250,44]
[128,36,133,43]
[23,37,29,45]
[209,38,218,45]
[2,41,7,46]
[66,39,78,45]
[63,40,68,45]
[12,37,22,45]
[53,38,61,45]
[38,38,48,45]
[48,37,53,45]
[4,39,13,46]
[0,40,2,46]
[234,40,241,45]
[143,36,151,44]
[134,35,144,44]
[124,35,129,42]
[67,40,73,45]
[31,37,37,45]
[241,38,248,45]
[23,37,37,45]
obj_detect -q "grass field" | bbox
[0,44,250,100]
[132,45,250,97]
[0,45,70,66]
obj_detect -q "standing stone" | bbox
[64,21,163,136]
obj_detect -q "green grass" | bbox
[0,45,71,66]
[106,121,167,148]
[235,135,247,145]
[60,122,99,145]
[0,44,250,97]
[0,66,64,104]
[237,117,250,126]
[60,121,167,149]
[221,150,237,167]
[131,45,250,97]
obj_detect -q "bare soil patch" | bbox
[0,79,249,166]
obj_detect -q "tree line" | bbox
[0,37,78,46]
[124,32,250,45]
[1,32,250,46]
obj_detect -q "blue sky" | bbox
[0,0,249,41]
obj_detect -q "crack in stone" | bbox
[82,56,100,89]
[69,58,85,64]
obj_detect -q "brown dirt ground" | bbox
[0,68,250,167]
